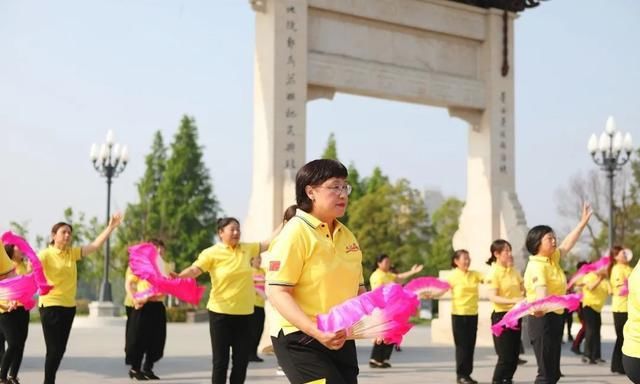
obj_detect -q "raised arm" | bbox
[259,222,284,252]
[395,264,423,281]
[558,203,592,257]
[80,213,123,257]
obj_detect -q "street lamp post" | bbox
[90,130,128,302]
[587,116,633,250]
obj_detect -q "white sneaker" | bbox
[275,367,286,376]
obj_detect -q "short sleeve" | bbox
[529,263,547,287]
[446,271,456,287]
[267,227,306,286]
[193,249,214,273]
[485,268,499,289]
[370,271,382,289]
[245,242,261,259]
[71,247,82,261]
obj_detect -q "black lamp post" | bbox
[587,116,633,250]
[90,130,128,302]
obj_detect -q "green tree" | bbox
[426,198,464,276]
[156,115,220,269]
[116,131,167,249]
[321,133,338,160]
[348,173,431,284]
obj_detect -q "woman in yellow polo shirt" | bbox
[369,253,422,369]
[248,253,266,363]
[447,249,483,384]
[178,217,273,384]
[523,203,592,384]
[125,239,169,381]
[581,267,610,365]
[267,159,365,384]
[0,242,29,384]
[610,245,632,374]
[485,239,524,384]
[39,213,122,384]
[623,260,640,382]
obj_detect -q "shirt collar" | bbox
[295,209,343,232]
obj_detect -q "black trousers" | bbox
[624,354,640,384]
[528,312,563,384]
[369,342,394,362]
[452,314,478,379]
[0,308,29,380]
[582,306,602,361]
[272,330,358,384]
[249,306,265,358]
[209,311,251,384]
[491,311,520,382]
[40,306,76,384]
[612,312,628,373]
[564,308,573,338]
[125,302,167,371]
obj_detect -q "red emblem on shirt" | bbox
[345,243,360,253]
[269,261,281,271]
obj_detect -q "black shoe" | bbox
[581,357,596,364]
[381,361,392,368]
[142,370,160,380]
[128,369,149,380]
[457,377,478,384]
[596,358,606,364]
[517,358,527,365]
[570,345,581,355]
[369,360,384,368]
[395,345,402,352]
[249,356,264,362]
[7,379,20,384]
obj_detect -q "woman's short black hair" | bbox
[49,222,73,245]
[486,239,512,265]
[525,225,554,255]
[376,254,389,264]
[295,159,348,212]
[217,217,240,233]
[451,249,469,268]
[4,244,15,259]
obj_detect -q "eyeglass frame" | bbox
[314,183,353,196]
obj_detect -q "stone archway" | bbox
[245,0,530,345]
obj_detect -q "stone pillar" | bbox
[432,9,528,346]
[244,0,308,241]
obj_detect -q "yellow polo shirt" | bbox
[611,263,633,313]
[485,263,523,312]
[447,268,482,315]
[38,245,82,307]
[581,272,610,313]
[253,267,266,308]
[0,259,31,313]
[369,268,396,290]
[0,241,15,276]
[267,209,364,336]
[524,249,566,314]
[194,242,260,315]
[623,263,640,358]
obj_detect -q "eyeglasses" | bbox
[316,184,352,196]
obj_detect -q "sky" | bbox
[1,0,639,245]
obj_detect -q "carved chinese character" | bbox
[286,5,295,14]
[286,159,296,169]
[287,125,295,136]
[286,92,295,101]
[499,131,506,138]
[499,141,506,149]
[501,108,506,114]
[286,142,295,152]
[287,37,295,49]
[286,108,297,118]
[501,117,506,126]
[286,20,297,32]
[287,55,296,67]
[501,154,507,162]
[500,92,506,103]
[286,73,296,85]
[499,165,507,173]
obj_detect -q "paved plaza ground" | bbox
[16,320,631,383]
